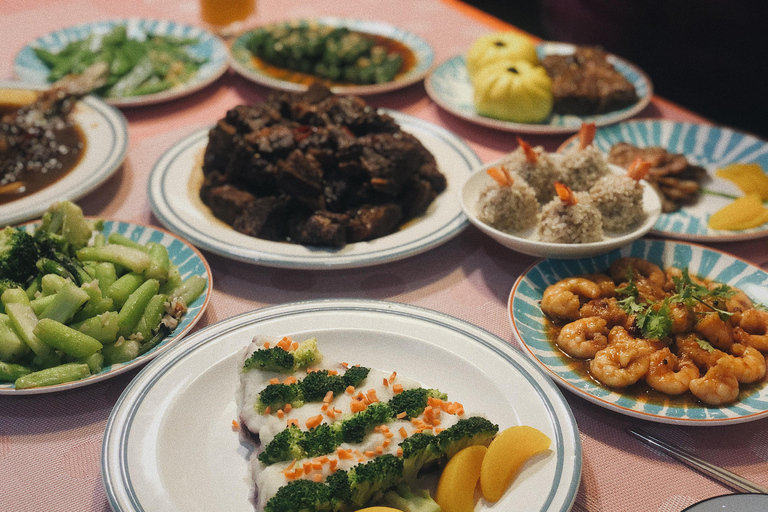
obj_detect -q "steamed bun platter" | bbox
[466,31,553,123]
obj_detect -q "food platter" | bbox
[148,110,480,269]
[425,42,653,134]
[14,19,230,107]
[102,299,581,512]
[559,119,768,241]
[683,494,768,512]
[229,17,435,95]
[509,238,768,425]
[0,81,128,226]
[460,161,662,259]
[0,219,212,394]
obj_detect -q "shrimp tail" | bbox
[517,136,538,164]
[578,122,596,150]
[486,166,512,187]
[555,181,578,206]
[627,157,652,181]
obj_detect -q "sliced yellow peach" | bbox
[435,444,487,512]
[480,425,551,502]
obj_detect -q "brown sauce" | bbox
[250,32,417,87]
[0,103,85,206]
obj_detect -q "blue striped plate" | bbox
[425,42,653,134]
[14,19,229,107]
[509,239,768,425]
[102,299,580,512]
[229,17,434,95]
[0,219,212,394]
[560,119,768,241]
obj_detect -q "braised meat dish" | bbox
[541,46,639,116]
[199,83,446,247]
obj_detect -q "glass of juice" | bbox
[200,0,256,37]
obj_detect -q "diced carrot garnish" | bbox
[389,372,397,384]
[375,446,384,455]
[334,408,342,414]
[323,391,334,403]
[365,450,375,458]
[262,342,270,348]
[346,385,355,395]
[231,419,240,431]
[312,460,323,470]
[286,460,296,470]
[283,375,297,385]
[303,461,312,473]
[374,426,382,433]
[380,425,390,433]
[399,427,408,438]
[397,447,403,457]
[366,389,378,403]
[341,362,349,369]
[291,342,299,351]
[383,439,391,448]
[264,406,272,415]
[393,384,404,394]
[276,337,292,350]
[269,378,279,385]
[329,459,339,472]
[277,409,284,419]
[284,404,292,413]
[350,399,367,413]
[396,411,407,419]
[328,369,338,375]
[313,473,324,483]
[306,415,323,429]
[337,448,353,459]
[382,377,389,387]
[435,428,445,434]
[326,409,336,420]
[318,456,329,464]
[321,403,329,411]
[287,418,299,427]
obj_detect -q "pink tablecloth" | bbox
[1,1,767,511]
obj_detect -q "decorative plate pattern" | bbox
[229,17,434,95]
[510,238,768,425]
[148,110,479,269]
[0,81,128,226]
[0,220,212,394]
[425,42,653,134]
[14,19,229,107]
[560,119,768,241]
[102,299,581,512]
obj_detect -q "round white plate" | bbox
[0,219,211,394]
[14,19,229,107]
[560,119,768,241]
[425,42,653,134]
[148,110,480,269]
[102,299,581,512]
[229,17,434,95]
[0,81,127,226]
[460,160,661,259]
[509,238,768,425]
[683,494,768,512]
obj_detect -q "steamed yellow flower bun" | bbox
[466,31,538,81]
[473,59,553,123]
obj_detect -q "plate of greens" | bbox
[509,238,768,425]
[14,19,229,107]
[0,202,212,394]
[229,17,434,95]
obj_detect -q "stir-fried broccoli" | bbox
[300,369,350,401]
[300,423,341,458]
[263,478,333,512]
[340,401,393,444]
[35,200,98,255]
[258,424,306,465]
[434,416,499,459]
[399,430,442,481]
[257,382,304,414]
[384,483,441,512]
[341,365,370,387]
[0,227,39,285]
[388,387,447,419]
[345,454,404,508]
[243,337,321,373]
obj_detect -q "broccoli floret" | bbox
[258,424,306,465]
[257,382,303,413]
[384,483,441,512]
[0,227,39,285]
[264,479,333,512]
[341,401,393,444]
[243,337,322,373]
[341,365,370,387]
[243,346,296,373]
[300,369,348,402]
[35,201,97,255]
[388,388,447,419]
[435,416,499,459]
[399,430,442,482]
[347,454,404,507]
[326,469,352,509]
[300,423,342,458]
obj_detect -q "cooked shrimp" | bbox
[734,309,768,351]
[556,317,609,358]
[554,181,578,206]
[728,344,766,384]
[609,257,665,289]
[689,358,740,405]
[579,298,629,327]
[517,137,538,163]
[589,326,655,388]
[581,273,618,298]
[626,157,652,181]
[694,312,734,351]
[541,277,602,321]
[669,302,695,334]
[646,348,699,395]
[577,122,596,150]
[725,288,754,314]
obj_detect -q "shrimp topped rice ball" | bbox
[500,142,563,203]
[477,172,539,233]
[589,174,646,231]
[559,144,611,191]
[537,188,603,243]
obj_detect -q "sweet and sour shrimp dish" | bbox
[540,257,768,405]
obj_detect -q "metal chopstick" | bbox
[627,427,768,494]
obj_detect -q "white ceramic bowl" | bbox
[460,160,662,259]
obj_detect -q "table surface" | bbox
[1,1,767,511]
